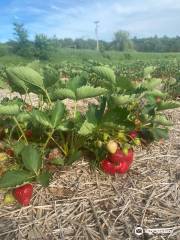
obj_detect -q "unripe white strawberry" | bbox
[106,140,118,154]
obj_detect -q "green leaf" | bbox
[168,77,177,86]
[145,90,166,98]
[36,171,52,187]
[86,105,98,124]
[76,86,107,100]
[116,77,135,91]
[0,79,9,89]
[0,104,20,115]
[51,101,65,128]
[67,150,81,165]
[43,66,59,88]
[56,121,74,131]
[31,110,52,128]
[95,96,107,121]
[78,120,96,135]
[21,145,42,174]
[13,142,26,157]
[154,115,172,126]
[150,128,168,140]
[103,107,131,127]
[17,112,31,122]
[7,67,45,94]
[93,66,116,83]
[51,158,64,166]
[6,68,28,93]
[0,170,34,188]
[144,66,155,79]
[15,66,44,88]
[66,76,86,91]
[52,88,76,100]
[142,78,161,90]
[27,60,42,74]
[157,101,180,111]
[111,95,135,105]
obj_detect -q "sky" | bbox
[0,0,180,42]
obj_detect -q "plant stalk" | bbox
[43,129,54,150]
[13,117,28,145]
[50,136,67,156]
[44,89,52,106]
[73,101,77,118]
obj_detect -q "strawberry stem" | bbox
[13,117,28,145]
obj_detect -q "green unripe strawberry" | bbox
[4,128,9,134]
[3,192,16,205]
[96,140,103,148]
[118,132,126,141]
[122,147,129,155]
[134,138,141,145]
[103,133,109,141]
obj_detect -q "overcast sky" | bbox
[0,0,180,42]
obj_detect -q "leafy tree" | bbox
[113,31,134,51]
[132,35,180,52]
[34,34,54,60]
[12,22,34,58]
[13,23,28,43]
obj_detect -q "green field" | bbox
[1,48,180,66]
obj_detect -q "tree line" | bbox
[0,23,180,60]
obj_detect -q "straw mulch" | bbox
[0,91,179,239]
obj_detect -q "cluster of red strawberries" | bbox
[101,138,134,175]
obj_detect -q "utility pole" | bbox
[94,21,99,51]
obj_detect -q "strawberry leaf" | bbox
[31,110,52,128]
[157,101,180,110]
[51,101,65,128]
[36,171,52,187]
[0,103,20,115]
[0,170,34,188]
[21,145,42,175]
[93,66,116,83]
[150,127,168,140]
[13,141,26,157]
[78,120,96,136]
[51,158,64,166]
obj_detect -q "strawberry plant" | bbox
[0,63,179,206]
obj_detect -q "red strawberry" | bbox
[115,161,129,174]
[25,130,33,138]
[101,159,116,175]
[129,130,138,139]
[5,148,14,157]
[123,149,134,165]
[108,149,124,164]
[12,184,33,206]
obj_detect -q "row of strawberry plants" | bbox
[0,64,179,206]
